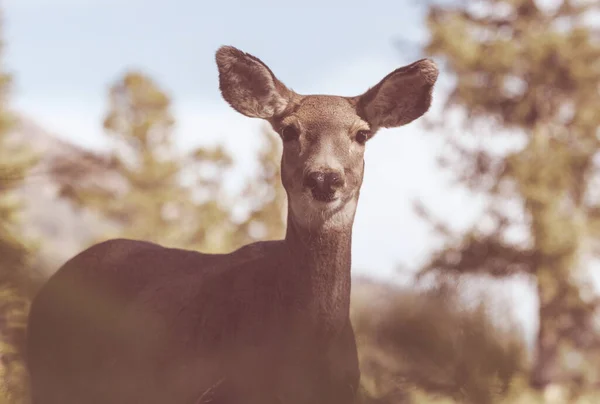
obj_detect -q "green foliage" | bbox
[56,71,287,255]
[0,14,38,404]
[99,71,236,251]
[421,0,600,394]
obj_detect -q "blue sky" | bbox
[5,0,429,108]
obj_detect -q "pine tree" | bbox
[59,71,289,255]
[60,71,236,253]
[420,0,600,394]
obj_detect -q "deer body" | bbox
[26,46,437,404]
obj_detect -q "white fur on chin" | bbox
[291,192,358,232]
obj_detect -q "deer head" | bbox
[216,46,438,231]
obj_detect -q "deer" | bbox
[26,45,438,404]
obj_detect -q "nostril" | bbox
[304,172,325,190]
[327,172,345,189]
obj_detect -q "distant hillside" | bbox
[8,114,120,272]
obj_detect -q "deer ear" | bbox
[357,59,438,129]
[216,46,292,119]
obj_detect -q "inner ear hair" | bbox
[356,58,438,130]
[216,46,293,119]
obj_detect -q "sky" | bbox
[3,0,541,341]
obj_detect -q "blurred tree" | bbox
[57,72,287,254]
[0,13,38,404]
[419,0,600,395]
[233,124,287,246]
[58,71,239,252]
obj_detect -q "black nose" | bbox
[304,171,345,197]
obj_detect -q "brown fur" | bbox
[26,46,438,404]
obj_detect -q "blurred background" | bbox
[0,0,599,402]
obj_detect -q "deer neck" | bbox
[283,209,354,334]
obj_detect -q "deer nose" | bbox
[304,171,345,195]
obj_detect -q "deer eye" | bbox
[355,130,371,145]
[281,125,300,142]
